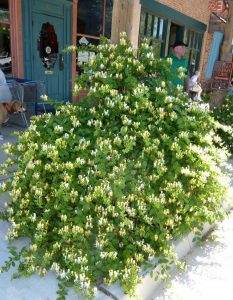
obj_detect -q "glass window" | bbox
[158,19,164,40]
[76,0,113,74]
[77,0,103,37]
[185,29,203,75]
[139,10,146,38]
[77,0,113,38]
[139,10,166,58]
[0,0,11,75]
[0,0,9,22]
[105,0,113,38]
[152,16,158,38]
[146,14,153,37]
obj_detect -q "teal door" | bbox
[22,0,72,102]
[32,13,68,101]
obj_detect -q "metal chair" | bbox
[7,82,28,127]
[19,80,47,116]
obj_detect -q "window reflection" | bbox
[158,19,164,39]
[146,14,153,37]
[153,17,158,38]
[76,0,113,74]
[139,11,146,38]
[77,0,103,37]
[0,0,9,22]
[185,29,203,74]
[76,37,98,75]
[0,23,11,75]
[139,10,165,58]
[105,0,113,38]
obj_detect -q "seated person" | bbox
[0,68,12,103]
[188,70,203,101]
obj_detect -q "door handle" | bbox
[59,54,64,70]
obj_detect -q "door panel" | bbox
[32,13,66,101]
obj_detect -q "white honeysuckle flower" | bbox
[54,125,64,133]
[146,52,154,59]
[176,84,183,91]
[67,45,76,51]
[178,72,185,78]
[63,133,69,139]
[177,66,186,72]
[41,94,48,101]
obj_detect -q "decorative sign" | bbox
[78,51,95,63]
[45,46,52,54]
[45,69,54,75]
[211,61,233,90]
[208,0,226,13]
[79,37,89,46]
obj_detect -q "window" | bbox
[139,10,166,58]
[76,0,113,74]
[0,0,11,75]
[77,0,113,45]
[184,30,203,75]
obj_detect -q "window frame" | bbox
[184,28,203,75]
[139,8,167,58]
[0,1,11,75]
[76,0,112,43]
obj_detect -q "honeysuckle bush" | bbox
[0,33,230,300]
[211,93,233,155]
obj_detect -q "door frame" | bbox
[22,0,73,100]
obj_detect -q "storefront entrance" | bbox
[22,0,72,101]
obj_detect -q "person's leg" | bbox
[196,85,202,100]
[192,84,202,100]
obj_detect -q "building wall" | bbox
[159,0,210,25]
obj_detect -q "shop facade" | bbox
[0,0,113,101]
[139,0,210,76]
[0,0,211,101]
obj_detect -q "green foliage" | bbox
[0,33,230,299]
[211,94,233,155]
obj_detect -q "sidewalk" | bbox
[153,209,233,300]
[0,123,233,300]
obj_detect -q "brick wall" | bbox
[158,0,210,24]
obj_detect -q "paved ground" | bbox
[153,209,233,300]
[1,122,233,300]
